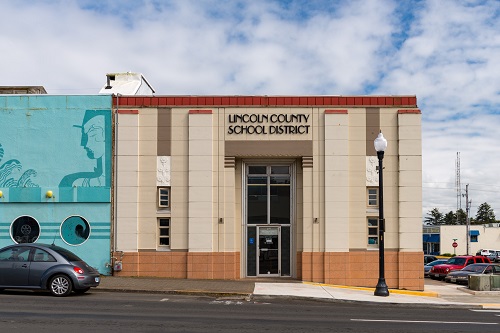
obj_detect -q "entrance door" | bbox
[245,163,292,277]
[258,226,280,276]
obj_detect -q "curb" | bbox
[94,287,251,298]
[303,282,439,298]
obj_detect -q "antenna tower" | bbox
[456,152,461,211]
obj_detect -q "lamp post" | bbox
[374,131,389,297]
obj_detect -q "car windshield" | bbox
[447,257,466,265]
[51,246,83,262]
[462,265,484,272]
[427,260,446,266]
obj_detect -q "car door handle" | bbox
[21,264,28,268]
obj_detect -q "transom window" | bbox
[367,188,378,207]
[158,187,170,208]
[247,165,291,225]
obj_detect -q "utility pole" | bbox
[464,184,471,255]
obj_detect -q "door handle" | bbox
[21,264,28,268]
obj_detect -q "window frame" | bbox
[367,217,379,246]
[158,187,170,209]
[158,218,170,248]
[367,187,379,207]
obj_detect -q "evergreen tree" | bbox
[475,202,496,224]
[425,208,443,225]
[443,211,456,225]
[456,208,467,225]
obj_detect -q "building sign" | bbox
[227,113,311,135]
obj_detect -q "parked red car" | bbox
[429,255,491,280]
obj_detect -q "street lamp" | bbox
[374,131,389,297]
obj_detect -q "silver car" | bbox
[0,243,100,296]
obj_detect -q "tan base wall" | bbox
[301,251,424,291]
[113,252,240,280]
[113,250,423,290]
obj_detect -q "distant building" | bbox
[425,224,500,255]
[0,86,47,94]
[98,72,155,95]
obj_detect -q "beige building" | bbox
[439,225,500,255]
[111,95,423,291]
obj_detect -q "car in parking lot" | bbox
[0,243,100,296]
[424,259,449,277]
[424,255,438,265]
[429,255,491,280]
[444,263,500,284]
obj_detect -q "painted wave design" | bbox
[0,143,39,187]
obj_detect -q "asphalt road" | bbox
[0,290,499,333]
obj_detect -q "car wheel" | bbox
[74,287,90,294]
[49,274,73,297]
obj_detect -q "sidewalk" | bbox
[97,276,500,309]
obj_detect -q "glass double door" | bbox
[246,164,292,277]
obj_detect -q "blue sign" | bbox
[249,237,255,244]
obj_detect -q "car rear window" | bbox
[51,246,83,262]
[463,265,484,272]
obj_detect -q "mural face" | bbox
[0,95,113,274]
[59,110,110,188]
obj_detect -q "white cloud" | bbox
[0,0,499,219]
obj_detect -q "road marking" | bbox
[210,300,244,305]
[471,309,500,312]
[470,309,500,312]
[351,319,497,325]
[160,298,169,302]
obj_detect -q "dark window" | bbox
[11,216,40,243]
[52,246,83,262]
[33,249,56,262]
[158,218,170,246]
[158,187,170,208]
[368,218,378,245]
[0,247,30,262]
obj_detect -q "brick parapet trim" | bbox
[113,95,417,108]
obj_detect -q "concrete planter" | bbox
[468,274,500,291]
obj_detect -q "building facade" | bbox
[0,95,113,274]
[112,95,424,290]
[425,224,500,256]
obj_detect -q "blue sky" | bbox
[1,0,499,219]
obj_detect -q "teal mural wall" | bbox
[0,95,113,274]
